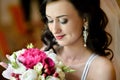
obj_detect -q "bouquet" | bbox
[2,43,74,80]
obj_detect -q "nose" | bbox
[52,20,61,34]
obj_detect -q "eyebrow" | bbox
[46,15,68,18]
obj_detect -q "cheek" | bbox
[72,28,83,37]
[67,25,83,39]
[67,18,83,30]
[66,22,83,34]
[47,25,53,32]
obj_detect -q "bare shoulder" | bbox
[88,56,116,80]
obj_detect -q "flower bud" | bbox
[53,72,59,77]
[44,64,49,69]
[45,68,51,74]
[42,73,47,78]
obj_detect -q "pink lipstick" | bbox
[55,35,65,40]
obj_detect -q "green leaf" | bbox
[11,61,19,69]
[27,43,34,49]
[46,76,51,80]
[62,66,75,73]
[10,53,19,69]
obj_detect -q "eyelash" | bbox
[47,19,53,23]
[60,19,68,24]
[47,18,68,24]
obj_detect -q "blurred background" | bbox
[0,0,44,79]
[0,0,120,80]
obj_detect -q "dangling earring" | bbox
[83,21,88,47]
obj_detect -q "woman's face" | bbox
[46,1,84,46]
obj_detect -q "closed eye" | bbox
[46,17,53,23]
[59,18,68,24]
[47,19,53,23]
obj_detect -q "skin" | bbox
[46,1,84,47]
[46,1,116,80]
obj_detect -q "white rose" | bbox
[56,67,65,80]
[56,61,64,68]
[38,75,45,80]
[45,49,59,64]
[46,76,60,80]
[10,77,16,80]
[20,69,38,80]
[34,62,43,74]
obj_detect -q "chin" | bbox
[57,42,67,46]
[57,41,71,46]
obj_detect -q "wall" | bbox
[0,0,44,79]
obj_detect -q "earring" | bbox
[83,22,88,47]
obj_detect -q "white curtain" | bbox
[101,0,120,80]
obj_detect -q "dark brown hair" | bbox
[39,0,113,60]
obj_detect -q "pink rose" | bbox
[44,57,55,68]
[43,57,55,75]
[18,48,47,69]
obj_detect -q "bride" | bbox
[0,0,120,80]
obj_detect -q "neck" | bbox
[57,37,93,66]
[57,44,92,66]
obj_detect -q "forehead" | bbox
[46,1,78,17]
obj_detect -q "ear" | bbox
[83,17,88,27]
[83,13,89,23]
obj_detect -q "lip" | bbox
[55,35,65,40]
